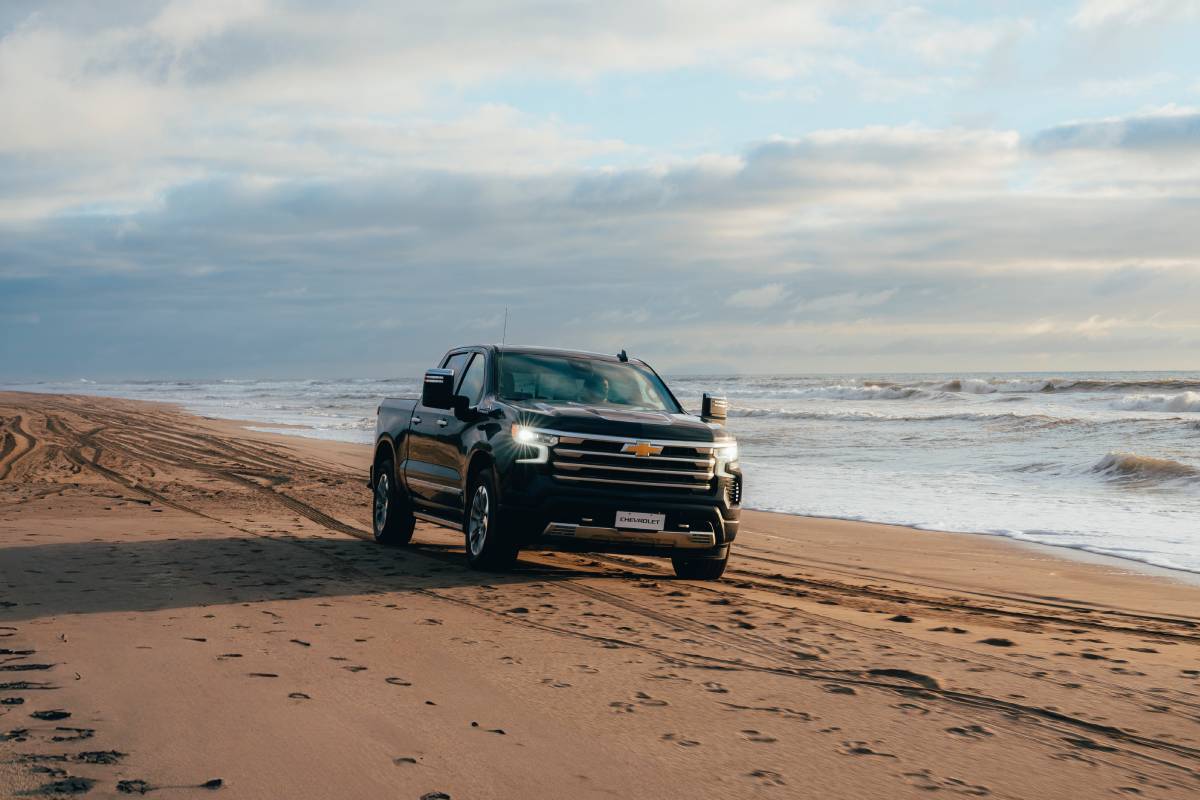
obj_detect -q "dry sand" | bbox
[2,391,1198,799]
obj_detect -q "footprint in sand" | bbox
[903,770,990,796]
[118,778,223,794]
[635,691,668,707]
[29,710,71,721]
[946,724,994,741]
[50,727,94,742]
[76,751,126,765]
[837,740,896,758]
[746,769,785,786]
[36,777,96,795]
[661,733,700,747]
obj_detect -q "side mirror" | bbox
[701,393,728,422]
[422,368,455,409]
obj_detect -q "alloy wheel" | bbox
[374,473,389,533]
[468,484,489,557]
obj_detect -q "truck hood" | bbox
[504,401,730,443]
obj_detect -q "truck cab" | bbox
[371,345,741,579]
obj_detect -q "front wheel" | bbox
[373,462,415,545]
[464,469,518,570]
[671,549,729,580]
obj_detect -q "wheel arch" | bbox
[464,446,495,485]
[373,437,397,485]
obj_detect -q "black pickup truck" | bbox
[370,345,741,579]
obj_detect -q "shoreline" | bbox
[3,386,1197,584]
[749,503,1200,588]
[3,391,1199,798]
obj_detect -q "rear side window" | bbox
[457,354,487,404]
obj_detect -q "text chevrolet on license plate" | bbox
[615,511,665,531]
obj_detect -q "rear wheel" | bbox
[464,468,518,570]
[373,461,415,545]
[671,549,729,580]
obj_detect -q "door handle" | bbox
[412,416,422,425]
[437,418,449,427]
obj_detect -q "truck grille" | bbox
[549,432,716,492]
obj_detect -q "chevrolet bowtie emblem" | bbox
[623,441,664,458]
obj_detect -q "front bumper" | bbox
[497,469,740,556]
[542,522,717,549]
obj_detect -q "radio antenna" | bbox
[501,306,509,345]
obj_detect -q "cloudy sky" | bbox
[2,0,1199,379]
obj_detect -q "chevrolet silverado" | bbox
[370,346,741,579]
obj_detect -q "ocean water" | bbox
[6,372,1199,574]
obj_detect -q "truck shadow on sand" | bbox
[0,531,654,621]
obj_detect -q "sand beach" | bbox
[2,391,1199,798]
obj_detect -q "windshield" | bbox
[497,353,680,413]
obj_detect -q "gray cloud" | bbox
[2,4,1199,378]
[1031,108,1200,153]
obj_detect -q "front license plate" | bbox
[615,510,665,531]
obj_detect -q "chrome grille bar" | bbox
[537,428,723,493]
[555,475,712,490]
[555,462,714,479]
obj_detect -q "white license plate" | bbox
[615,510,665,531]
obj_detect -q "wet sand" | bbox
[2,391,1199,798]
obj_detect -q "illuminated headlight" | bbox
[511,425,558,463]
[714,441,739,477]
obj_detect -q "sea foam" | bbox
[1111,392,1200,413]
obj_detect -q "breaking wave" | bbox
[728,406,1080,427]
[1090,452,1200,485]
[939,377,1200,394]
[941,378,1062,394]
[743,384,945,401]
[715,376,1200,402]
[1111,392,1200,413]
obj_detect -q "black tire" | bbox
[372,460,415,545]
[671,549,729,580]
[463,467,518,571]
